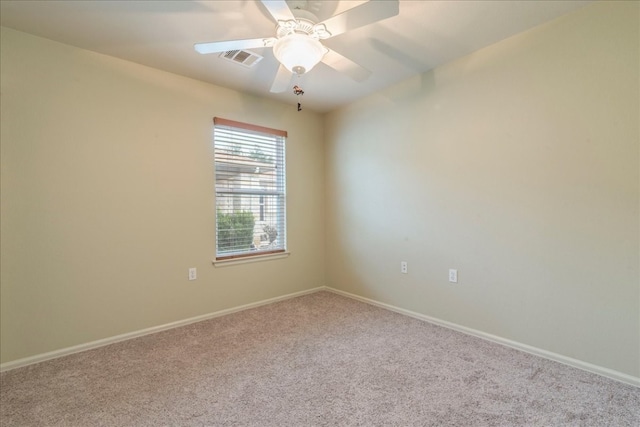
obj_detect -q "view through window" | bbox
[213,117,286,260]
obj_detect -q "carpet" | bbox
[1,291,639,426]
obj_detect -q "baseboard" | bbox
[4,285,638,388]
[0,286,324,373]
[325,287,640,388]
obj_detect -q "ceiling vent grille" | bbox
[219,50,263,67]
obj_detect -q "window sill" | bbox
[213,251,290,267]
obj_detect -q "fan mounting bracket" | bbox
[276,18,330,40]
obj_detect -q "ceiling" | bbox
[0,0,593,113]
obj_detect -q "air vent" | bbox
[219,50,263,67]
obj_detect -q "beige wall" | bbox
[0,27,325,363]
[325,1,639,377]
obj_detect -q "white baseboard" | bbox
[3,285,638,388]
[324,287,640,388]
[0,287,324,373]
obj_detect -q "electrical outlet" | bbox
[188,267,197,281]
[449,269,458,283]
[401,261,408,274]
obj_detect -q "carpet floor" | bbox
[1,291,639,426]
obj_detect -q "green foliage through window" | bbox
[249,145,273,163]
[217,210,255,253]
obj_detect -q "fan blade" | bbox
[194,38,273,54]
[270,64,293,93]
[321,49,371,82]
[320,0,399,39]
[260,0,295,23]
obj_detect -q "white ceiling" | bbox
[0,0,593,113]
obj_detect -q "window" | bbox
[213,117,286,260]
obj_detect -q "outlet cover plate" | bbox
[449,269,458,283]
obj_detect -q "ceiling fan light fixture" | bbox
[273,33,327,75]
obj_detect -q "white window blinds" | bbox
[213,117,287,260]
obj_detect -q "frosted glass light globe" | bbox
[273,34,326,75]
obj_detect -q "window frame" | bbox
[212,117,288,263]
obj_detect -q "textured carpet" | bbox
[1,291,639,426]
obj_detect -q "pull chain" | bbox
[293,85,304,111]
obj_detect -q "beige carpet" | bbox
[1,291,639,426]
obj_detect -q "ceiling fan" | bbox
[194,0,399,93]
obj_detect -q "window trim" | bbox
[213,117,287,262]
[212,251,290,267]
[213,117,287,138]
[216,249,285,262]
